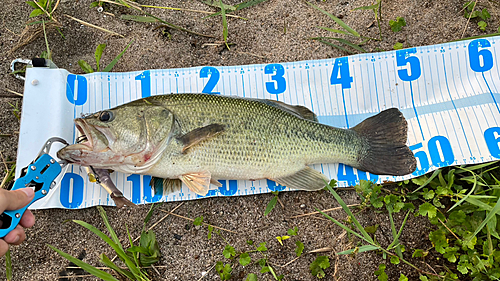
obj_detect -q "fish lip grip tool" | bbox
[0,137,68,238]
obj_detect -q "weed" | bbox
[309,255,330,278]
[295,241,304,257]
[347,161,500,280]
[322,180,440,279]
[265,191,279,216]
[463,1,492,31]
[0,165,16,190]
[78,40,133,73]
[5,249,12,281]
[353,0,382,40]
[49,205,161,280]
[26,0,60,23]
[389,17,406,32]
[8,102,21,120]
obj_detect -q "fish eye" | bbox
[99,111,113,122]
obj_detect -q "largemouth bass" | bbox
[57,93,416,197]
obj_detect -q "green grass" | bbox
[49,205,161,280]
[78,40,133,73]
[330,161,500,280]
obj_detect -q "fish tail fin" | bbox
[351,108,417,176]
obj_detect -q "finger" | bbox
[0,240,9,257]
[0,188,35,212]
[19,209,35,228]
[3,226,26,245]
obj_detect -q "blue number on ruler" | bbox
[428,136,455,167]
[60,173,84,208]
[484,127,500,158]
[396,48,421,81]
[135,70,151,98]
[357,170,379,182]
[337,164,357,186]
[200,66,220,94]
[410,135,455,175]
[128,174,162,203]
[265,64,286,94]
[330,57,353,89]
[337,164,378,185]
[267,179,286,191]
[66,74,87,105]
[468,39,493,72]
[218,180,238,196]
[409,143,430,176]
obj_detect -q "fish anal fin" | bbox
[179,171,211,196]
[271,167,328,191]
[178,124,225,153]
[150,177,183,195]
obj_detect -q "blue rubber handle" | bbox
[0,154,61,238]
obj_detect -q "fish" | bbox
[57,93,417,198]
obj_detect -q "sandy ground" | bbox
[0,0,499,280]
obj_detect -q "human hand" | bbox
[0,187,35,257]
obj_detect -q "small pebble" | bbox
[300,204,306,208]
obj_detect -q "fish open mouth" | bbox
[75,119,93,150]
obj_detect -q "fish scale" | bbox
[144,94,363,180]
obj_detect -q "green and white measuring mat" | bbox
[17,36,500,209]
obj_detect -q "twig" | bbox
[333,255,339,280]
[307,247,333,254]
[159,209,237,233]
[276,195,284,209]
[148,202,184,230]
[0,151,8,171]
[438,218,460,240]
[52,0,61,15]
[64,14,124,38]
[280,256,300,267]
[34,0,59,23]
[4,89,23,97]
[425,262,439,275]
[289,204,360,219]
[65,265,170,270]
[196,263,217,281]
[140,4,245,19]
[151,264,161,276]
[101,0,214,38]
[461,0,478,38]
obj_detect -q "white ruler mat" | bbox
[17,37,500,209]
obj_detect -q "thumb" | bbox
[0,188,35,213]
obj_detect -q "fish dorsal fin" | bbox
[270,166,328,191]
[178,124,225,153]
[259,99,318,122]
[150,177,182,195]
[179,171,212,196]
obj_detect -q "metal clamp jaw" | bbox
[0,138,68,238]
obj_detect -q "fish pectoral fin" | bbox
[210,179,223,187]
[270,167,329,191]
[150,177,183,195]
[179,171,211,196]
[178,124,225,153]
